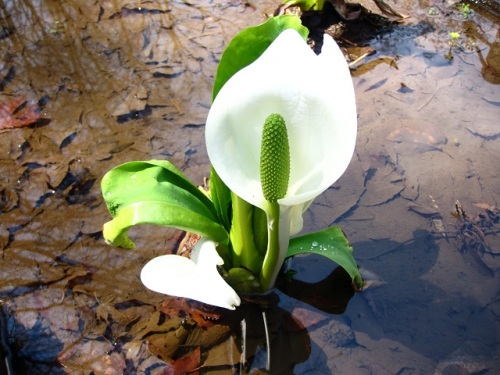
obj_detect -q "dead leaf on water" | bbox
[407,203,441,218]
[159,297,221,328]
[431,218,446,238]
[387,122,447,145]
[184,324,232,349]
[162,347,201,375]
[472,202,497,211]
[386,121,448,155]
[0,97,44,130]
[351,56,399,75]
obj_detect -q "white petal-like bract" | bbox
[141,239,241,310]
[206,29,357,223]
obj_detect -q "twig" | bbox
[262,311,271,371]
[240,318,246,373]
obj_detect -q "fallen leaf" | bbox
[160,297,221,328]
[160,347,201,375]
[387,122,447,145]
[0,97,42,129]
[472,202,497,211]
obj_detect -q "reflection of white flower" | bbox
[141,238,241,310]
[206,29,357,287]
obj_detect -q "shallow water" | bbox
[0,0,499,373]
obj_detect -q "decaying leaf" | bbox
[370,0,408,19]
[160,347,201,375]
[408,203,441,218]
[147,323,190,361]
[342,0,408,21]
[449,201,499,277]
[160,297,221,328]
[0,97,43,129]
[183,324,232,349]
[472,202,498,211]
[387,122,447,146]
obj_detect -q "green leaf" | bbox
[212,15,309,100]
[225,267,261,294]
[102,160,216,218]
[103,201,229,249]
[101,160,229,248]
[287,227,363,289]
[208,166,232,231]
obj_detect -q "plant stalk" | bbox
[229,192,263,275]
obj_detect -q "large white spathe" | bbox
[206,29,357,235]
[140,238,241,310]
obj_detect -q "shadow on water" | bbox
[287,229,499,374]
[349,230,498,360]
[1,306,65,374]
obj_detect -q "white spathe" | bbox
[206,29,357,236]
[140,238,241,310]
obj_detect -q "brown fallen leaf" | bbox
[160,297,221,328]
[407,203,441,218]
[0,97,42,129]
[160,347,201,375]
[372,0,408,19]
[472,202,498,211]
[387,123,447,145]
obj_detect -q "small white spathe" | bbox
[141,238,241,310]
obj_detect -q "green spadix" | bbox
[260,114,290,202]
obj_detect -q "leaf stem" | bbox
[229,193,263,275]
[252,205,268,256]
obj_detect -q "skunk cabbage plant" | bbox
[206,29,357,289]
[101,16,362,310]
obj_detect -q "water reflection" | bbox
[477,28,500,84]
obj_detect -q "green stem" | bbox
[229,192,263,275]
[259,201,281,291]
[252,205,268,256]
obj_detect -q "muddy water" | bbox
[0,0,499,373]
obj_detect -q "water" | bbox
[0,0,499,373]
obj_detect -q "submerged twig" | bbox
[240,318,246,373]
[262,311,271,371]
[348,52,373,68]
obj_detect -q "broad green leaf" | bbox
[287,226,363,289]
[102,160,217,219]
[212,15,308,100]
[101,160,228,248]
[103,201,229,249]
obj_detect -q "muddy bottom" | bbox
[0,0,499,374]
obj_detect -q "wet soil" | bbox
[0,0,499,374]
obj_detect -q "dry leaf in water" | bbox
[0,97,42,129]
